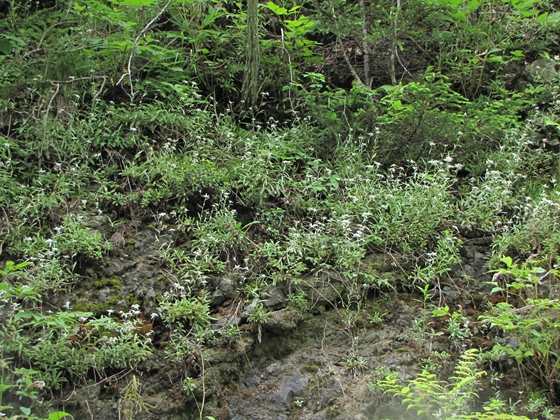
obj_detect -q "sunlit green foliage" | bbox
[2,0,560,417]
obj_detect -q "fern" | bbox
[379,349,532,419]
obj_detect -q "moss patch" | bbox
[74,295,120,314]
[94,276,122,291]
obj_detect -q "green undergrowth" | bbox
[3,96,560,416]
[3,101,560,416]
[3,0,560,418]
[378,349,535,420]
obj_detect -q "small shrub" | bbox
[380,349,531,419]
[480,258,560,399]
[159,291,213,329]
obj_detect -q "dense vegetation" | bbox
[3,0,560,418]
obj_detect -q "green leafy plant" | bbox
[380,348,530,419]
[118,375,156,420]
[412,230,462,287]
[159,291,213,329]
[247,301,270,344]
[367,365,399,395]
[0,278,151,417]
[432,305,471,345]
[4,0,560,417]
[480,259,560,399]
[0,355,73,419]
[367,310,387,326]
[287,291,309,311]
[342,354,368,378]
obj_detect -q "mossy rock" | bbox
[74,295,120,314]
[93,276,122,291]
[125,293,141,307]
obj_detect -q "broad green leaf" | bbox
[4,35,25,46]
[467,0,480,9]
[501,256,513,267]
[1,261,15,275]
[48,411,73,420]
[449,11,467,21]
[444,0,465,6]
[14,309,37,321]
[546,11,560,21]
[0,38,12,54]
[380,84,398,92]
[487,47,502,54]
[536,12,548,23]
[488,56,505,63]
[391,100,405,110]
[267,1,287,15]
[520,10,539,17]
[432,305,450,317]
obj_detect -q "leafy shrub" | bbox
[491,191,560,266]
[13,215,111,261]
[0,264,152,418]
[159,291,213,329]
[380,348,531,419]
[480,257,560,399]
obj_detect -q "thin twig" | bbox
[116,0,172,98]
[336,35,366,88]
[92,76,107,103]
[360,0,371,87]
[321,317,328,353]
[44,82,60,118]
[48,76,106,84]
[389,0,400,85]
[280,28,295,110]
[329,0,365,88]
[342,97,352,132]
[395,48,414,80]
[85,400,94,420]
[513,299,559,314]
[39,82,60,169]
[199,350,206,420]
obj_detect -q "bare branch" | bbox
[116,0,172,98]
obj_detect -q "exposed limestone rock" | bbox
[525,57,557,82]
[263,307,305,333]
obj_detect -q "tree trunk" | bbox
[390,0,400,86]
[241,0,260,110]
[360,0,371,87]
